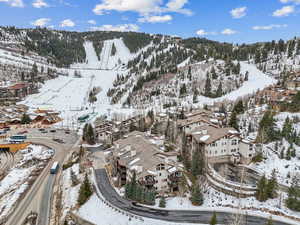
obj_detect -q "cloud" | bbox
[88,20,97,25]
[252,24,288,30]
[139,15,172,23]
[90,24,139,32]
[196,29,217,36]
[31,18,51,27]
[32,0,48,8]
[166,0,192,15]
[230,6,247,19]
[221,28,237,35]
[93,0,192,16]
[273,5,294,17]
[60,19,75,27]
[0,0,24,7]
[280,0,300,4]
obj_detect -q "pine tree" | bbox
[229,111,239,130]
[266,169,278,199]
[216,82,222,97]
[190,183,203,206]
[111,43,117,56]
[159,196,166,208]
[255,175,268,202]
[209,212,217,225]
[286,176,300,211]
[233,100,244,114]
[21,113,32,124]
[85,123,96,145]
[211,66,217,79]
[244,71,249,81]
[191,150,203,177]
[204,74,212,97]
[180,83,187,97]
[31,63,38,82]
[77,174,93,206]
[265,217,274,225]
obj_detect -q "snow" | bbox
[200,135,210,142]
[78,194,204,225]
[21,39,139,129]
[61,163,81,219]
[194,62,277,106]
[0,144,53,220]
[177,57,190,68]
[248,142,300,187]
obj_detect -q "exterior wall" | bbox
[154,166,169,192]
[182,121,209,133]
[239,142,254,161]
[205,136,240,158]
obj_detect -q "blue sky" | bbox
[1,0,300,43]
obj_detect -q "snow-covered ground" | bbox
[77,183,300,225]
[60,163,81,219]
[22,39,140,129]
[78,194,205,225]
[195,62,277,106]
[0,145,53,220]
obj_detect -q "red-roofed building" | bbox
[8,82,37,99]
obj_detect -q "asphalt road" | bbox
[95,169,294,225]
[38,174,55,225]
[5,131,78,225]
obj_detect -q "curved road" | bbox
[6,136,78,225]
[95,169,294,225]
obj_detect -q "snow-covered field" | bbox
[0,145,53,220]
[22,39,139,129]
[60,163,80,219]
[195,62,277,106]
[78,194,205,225]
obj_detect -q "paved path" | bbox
[6,134,78,225]
[95,169,294,225]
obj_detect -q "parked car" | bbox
[18,130,28,134]
[50,129,56,133]
[53,138,64,144]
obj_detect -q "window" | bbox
[231,139,238,145]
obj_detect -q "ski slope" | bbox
[22,39,137,128]
[192,62,277,106]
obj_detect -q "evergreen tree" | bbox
[180,83,187,97]
[204,73,212,97]
[255,175,268,202]
[31,63,38,82]
[216,82,223,97]
[84,123,96,145]
[190,183,203,206]
[191,150,203,177]
[266,169,278,199]
[282,117,293,142]
[159,196,166,208]
[233,100,244,114]
[286,176,300,211]
[77,174,93,206]
[111,42,117,56]
[265,217,274,225]
[229,111,239,130]
[21,113,32,124]
[211,66,217,79]
[209,212,217,225]
[244,71,249,81]
[257,111,279,143]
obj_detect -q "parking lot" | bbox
[1,127,78,146]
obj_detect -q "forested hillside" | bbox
[1,26,300,109]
